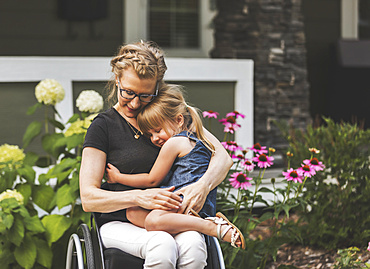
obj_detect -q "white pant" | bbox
[100,221,207,269]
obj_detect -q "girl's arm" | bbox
[106,137,184,188]
[79,147,182,213]
[175,127,233,214]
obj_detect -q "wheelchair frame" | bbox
[66,214,225,269]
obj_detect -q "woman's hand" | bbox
[105,163,121,183]
[137,186,183,211]
[175,181,209,214]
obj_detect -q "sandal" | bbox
[205,212,246,249]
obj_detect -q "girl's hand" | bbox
[175,181,209,214]
[105,163,121,183]
[137,186,183,211]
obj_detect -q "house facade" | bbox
[0,0,368,155]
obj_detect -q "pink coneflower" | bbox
[219,116,241,134]
[282,168,304,183]
[232,154,245,161]
[226,111,246,119]
[242,159,255,172]
[229,172,252,190]
[303,158,325,172]
[249,143,268,154]
[224,125,240,134]
[297,164,316,178]
[202,110,219,119]
[221,141,243,152]
[252,154,274,168]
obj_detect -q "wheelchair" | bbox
[66,213,225,269]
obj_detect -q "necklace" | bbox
[126,120,143,139]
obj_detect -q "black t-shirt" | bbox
[83,108,160,225]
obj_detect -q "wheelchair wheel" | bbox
[65,224,96,269]
[66,234,84,269]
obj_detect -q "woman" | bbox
[79,41,233,269]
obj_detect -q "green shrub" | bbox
[0,81,101,268]
[277,117,370,249]
[207,111,326,269]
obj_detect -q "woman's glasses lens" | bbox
[118,81,157,103]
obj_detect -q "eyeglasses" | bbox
[117,81,158,103]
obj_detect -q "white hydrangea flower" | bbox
[35,79,65,105]
[0,144,25,169]
[76,90,104,113]
[0,189,24,204]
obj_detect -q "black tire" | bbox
[78,224,95,269]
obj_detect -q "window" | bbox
[148,0,200,49]
[358,0,370,39]
[124,0,215,57]
[341,0,370,39]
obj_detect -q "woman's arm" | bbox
[176,127,233,214]
[105,138,182,188]
[79,147,182,213]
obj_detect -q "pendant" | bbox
[134,134,140,139]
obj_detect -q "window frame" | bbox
[124,0,215,57]
[341,0,359,39]
[0,56,254,149]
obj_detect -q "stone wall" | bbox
[211,0,311,151]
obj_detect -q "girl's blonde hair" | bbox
[137,84,215,153]
[106,41,167,106]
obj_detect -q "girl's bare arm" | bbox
[79,147,182,213]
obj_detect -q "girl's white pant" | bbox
[100,221,207,269]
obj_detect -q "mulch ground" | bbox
[248,215,370,268]
[265,244,370,268]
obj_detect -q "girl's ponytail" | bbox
[186,105,215,154]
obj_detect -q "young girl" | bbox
[106,84,245,249]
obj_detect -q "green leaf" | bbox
[23,152,39,166]
[258,187,275,193]
[24,215,45,233]
[70,172,80,192]
[16,183,32,203]
[35,238,53,268]
[42,133,66,158]
[9,217,25,246]
[23,121,42,148]
[47,117,65,130]
[38,173,50,185]
[32,185,55,212]
[42,215,72,246]
[56,184,75,209]
[35,156,53,168]
[0,213,14,229]
[26,103,42,115]
[57,170,73,184]
[14,233,37,269]
[67,113,81,123]
[0,248,14,268]
[17,165,36,183]
[259,211,275,223]
[51,158,78,175]
[66,133,85,150]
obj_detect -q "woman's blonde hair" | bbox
[137,84,215,153]
[106,41,167,106]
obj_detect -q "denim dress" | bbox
[160,131,217,217]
